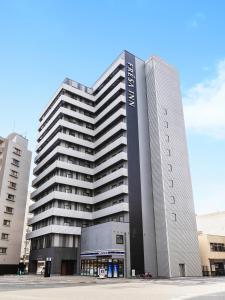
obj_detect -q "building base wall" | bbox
[29,247,78,275]
[0,264,18,275]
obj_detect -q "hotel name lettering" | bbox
[126,62,136,107]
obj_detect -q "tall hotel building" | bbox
[28,51,201,277]
[0,133,31,274]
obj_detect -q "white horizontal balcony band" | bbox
[38,106,94,140]
[26,225,81,239]
[93,202,129,219]
[93,56,125,91]
[29,202,128,228]
[93,168,128,189]
[94,152,127,174]
[95,82,125,112]
[39,81,125,136]
[32,165,127,200]
[40,84,64,123]
[33,151,127,188]
[29,184,128,213]
[32,160,93,187]
[60,107,94,124]
[62,83,94,101]
[94,108,126,136]
[61,94,95,113]
[94,70,125,101]
[28,208,92,225]
[94,123,127,148]
[95,95,125,124]
[35,132,93,163]
[34,145,94,175]
[29,191,93,213]
[37,119,94,152]
[39,94,95,133]
[93,185,128,204]
[37,121,126,162]
[95,136,127,160]
[31,175,93,199]
[39,73,125,133]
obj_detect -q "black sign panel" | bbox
[125,51,144,275]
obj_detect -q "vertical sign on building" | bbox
[125,51,144,275]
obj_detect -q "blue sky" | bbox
[0,0,225,214]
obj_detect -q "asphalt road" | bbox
[1,276,225,299]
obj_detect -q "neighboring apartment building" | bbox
[0,133,31,274]
[197,212,225,276]
[28,51,201,278]
[20,193,33,271]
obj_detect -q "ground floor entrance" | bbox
[61,260,76,275]
[81,257,124,278]
[210,260,225,276]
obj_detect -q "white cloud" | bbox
[183,59,225,139]
[187,12,206,28]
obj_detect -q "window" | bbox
[210,243,225,252]
[1,233,9,240]
[163,108,168,115]
[64,203,71,210]
[12,158,20,167]
[172,213,177,221]
[65,186,72,193]
[10,169,18,178]
[64,218,71,226]
[166,149,171,156]
[0,248,7,254]
[116,234,124,244]
[13,147,21,156]
[164,121,168,128]
[8,181,17,190]
[3,220,11,226]
[168,164,173,172]
[7,193,15,201]
[170,196,175,204]
[169,179,174,188]
[5,207,13,214]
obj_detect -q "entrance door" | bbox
[61,260,76,275]
[214,262,225,276]
[179,264,186,277]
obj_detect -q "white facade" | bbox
[145,56,201,277]
[0,133,31,274]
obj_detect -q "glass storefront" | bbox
[81,257,124,278]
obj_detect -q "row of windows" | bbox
[37,111,125,157]
[8,149,21,210]
[163,108,177,221]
